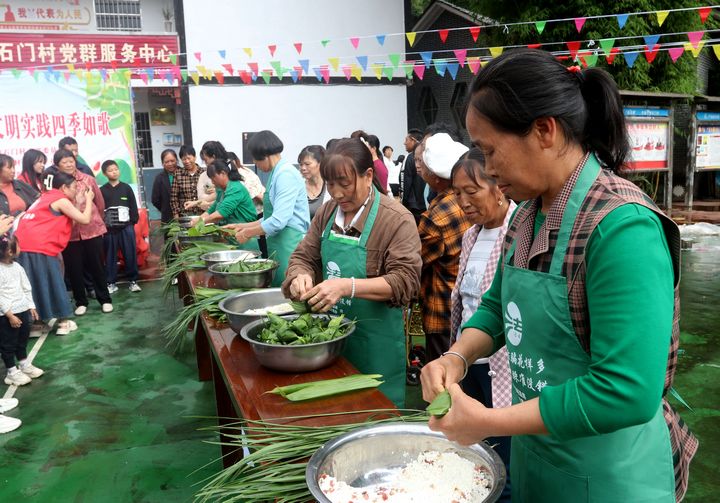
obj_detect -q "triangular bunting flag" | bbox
[599,38,615,56]
[248,62,259,76]
[292,66,304,80]
[320,67,330,83]
[352,64,363,81]
[321,39,330,47]
[528,43,542,49]
[294,43,303,54]
[270,61,282,76]
[684,41,705,58]
[382,66,394,80]
[535,21,546,34]
[581,52,598,67]
[606,47,621,65]
[350,37,360,49]
[617,14,629,29]
[489,47,503,58]
[299,59,309,74]
[624,51,639,68]
[313,67,323,81]
[566,41,581,60]
[214,71,225,84]
[110,60,118,70]
[376,35,386,46]
[172,67,182,82]
[190,71,200,85]
[644,45,660,64]
[388,53,400,68]
[644,35,661,48]
[74,69,84,80]
[222,63,233,74]
[453,49,467,67]
[668,46,684,63]
[180,69,188,82]
[63,71,71,82]
[413,63,425,80]
[467,56,482,74]
[290,69,299,83]
[420,51,433,68]
[447,62,459,79]
[342,65,352,80]
[261,70,271,84]
[194,52,202,62]
[371,63,383,79]
[196,65,208,78]
[356,56,368,71]
[66,63,75,72]
[406,32,416,47]
[139,72,149,85]
[268,45,277,57]
[656,11,669,27]
[714,45,720,61]
[574,17,586,32]
[219,50,226,59]
[169,54,177,65]
[144,69,154,82]
[469,26,481,42]
[243,48,253,57]
[238,70,252,84]
[401,62,414,78]
[699,7,712,24]
[439,29,449,43]
[328,57,339,72]
[688,31,704,49]
[434,59,447,76]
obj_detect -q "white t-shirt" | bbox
[458,225,502,364]
[385,156,400,186]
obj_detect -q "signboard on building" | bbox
[624,108,671,171]
[0,0,95,31]
[695,125,720,170]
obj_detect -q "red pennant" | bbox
[222,63,233,74]
[438,29,449,43]
[566,41,581,60]
[268,45,277,57]
[699,7,712,24]
[527,43,542,49]
[293,66,304,80]
[214,71,225,84]
[248,62,259,76]
[606,47,621,65]
[110,60,118,70]
[469,26,481,42]
[238,70,252,84]
[644,44,660,64]
[294,42,303,54]
[84,63,91,71]
[194,52,202,62]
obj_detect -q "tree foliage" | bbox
[412,0,719,94]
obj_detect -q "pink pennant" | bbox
[194,52,202,62]
[453,49,467,67]
[248,62,259,76]
[342,65,353,80]
[222,63,233,74]
[294,42,303,54]
[63,71,71,82]
[268,45,277,57]
[469,26,481,42]
[140,72,149,84]
[350,37,360,49]
[438,29,449,43]
[699,7,712,24]
[413,63,425,80]
[688,31,704,48]
[172,67,182,82]
[566,41,581,60]
[668,47,684,63]
[644,45,660,64]
[468,58,482,74]
[320,67,330,84]
[574,17,586,32]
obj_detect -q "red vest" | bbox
[15,189,72,256]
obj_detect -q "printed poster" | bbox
[696,125,720,170]
[625,122,670,171]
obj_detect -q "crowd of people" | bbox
[0,48,695,502]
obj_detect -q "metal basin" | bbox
[306,423,506,502]
[200,249,260,269]
[177,232,217,245]
[177,216,195,229]
[218,288,292,334]
[239,315,354,372]
[208,259,278,289]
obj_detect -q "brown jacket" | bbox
[282,191,421,306]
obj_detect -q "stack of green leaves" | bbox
[215,258,277,273]
[257,312,353,346]
[160,241,236,295]
[268,374,384,402]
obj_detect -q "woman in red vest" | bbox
[14,172,95,335]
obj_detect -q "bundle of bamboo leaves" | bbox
[195,410,428,503]
[160,241,236,295]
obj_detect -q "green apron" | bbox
[320,189,406,407]
[213,188,260,252]
[501,155,674,502]
[263,162,305,287]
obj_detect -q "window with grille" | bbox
[95,0,142,31]
[135,112,153,168]
[419,87,438,127]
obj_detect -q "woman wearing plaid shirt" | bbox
[170,145,204,218]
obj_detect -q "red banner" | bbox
[0,33,178,69]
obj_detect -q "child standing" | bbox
[100,161,141,293]
[0,235,43,386]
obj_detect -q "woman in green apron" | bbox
[230,130,309,286]
[193,160,259,252]
[421,49,696,502]
[282,138,422,408]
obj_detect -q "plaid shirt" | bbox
[170,167,205,216]
[503,157,696,501]
[418,188,470,334]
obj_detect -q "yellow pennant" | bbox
[74,69,84,80]
[189,71,200,85]
[714,45,720,61]
[351,64,363,81]
[243,48,253,57]
[656,10,669,27]
[406,32,416,47]
[66,63,75,72]
[684,41,705,58]
[489,47,504,58]
[328,57,340,72]
[370,63,382,79]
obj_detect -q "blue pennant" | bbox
[420,51,433,68]
[447,62,459,79]
[434,59,447,76]
[356,55,368,71]
[299,59,310,74]
[617,14,629,29]
[290,70,299,83]
[313,67,323,81]
[624,51,639,67]
[219,50,226,59]
[376,35,386,46]
[643,35,661,48]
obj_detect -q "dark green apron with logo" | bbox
[263,162,305,287]
[501,155,674,502]
[320,189,405,407]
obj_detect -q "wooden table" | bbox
[178,268,397,467]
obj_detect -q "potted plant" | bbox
[162,4,174,32]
